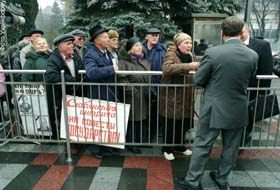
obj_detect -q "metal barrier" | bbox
[240,75,280,149]
[0,70,279,162]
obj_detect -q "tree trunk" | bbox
[20,0,39,34]
[276,0,280,42]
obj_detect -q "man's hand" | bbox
[113,64,119,71]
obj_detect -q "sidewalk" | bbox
[0,143,280,190]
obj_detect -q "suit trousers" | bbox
[185,123,243,187]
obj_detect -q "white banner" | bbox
[15,84,52,136]
[60,95,130,149]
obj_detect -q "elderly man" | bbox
[143,27,167,83]
[70,29,86,61]
[142,27,167,142]
[46,33,84,140]
[84,24,119,159]
[20,29,44,68]
[175,16,258,190]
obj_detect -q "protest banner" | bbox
[60,95,130,149]
[15,84,52,136]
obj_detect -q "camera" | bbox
[4,3,25,26]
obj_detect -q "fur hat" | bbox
[108,29,119,39]
[173,32,192,45]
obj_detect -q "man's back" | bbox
[195,39,258,129]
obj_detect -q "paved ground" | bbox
[0,143,280,190]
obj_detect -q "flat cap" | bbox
[146,27,161,34]
[89,24,108,41]
[29,29,44,36]
[70,29,86,37]
[53,34,75,46]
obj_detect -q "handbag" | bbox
[248,93,280,122]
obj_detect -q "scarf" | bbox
[177,49,192,63]
[131,53,144,59]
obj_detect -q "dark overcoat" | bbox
[248,37,273,99]
[84,43,117,101]
[118,48,151,121]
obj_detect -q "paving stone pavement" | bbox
[0,143,279,190]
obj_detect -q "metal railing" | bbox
[0,70,279,162]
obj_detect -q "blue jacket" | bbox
[84,43,117,101]
[142,41,167,83]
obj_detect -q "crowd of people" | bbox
[0,15,277,189]
[1,24,197,159]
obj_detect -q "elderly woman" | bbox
[118,37,151,154]
[22,37,51,82]
[160,32,200,160]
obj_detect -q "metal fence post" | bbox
[61,70,72,163]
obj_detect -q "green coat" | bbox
[22,50,51,82]
[195,39,258,129]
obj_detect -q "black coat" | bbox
[248,37,273,99]
[46,48,84,111]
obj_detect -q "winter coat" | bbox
[118,48,151,121]
[11,40,31,81]
[159,48,197,120]
[22,50,51,82]
[274,65,280,77]
[46,48,84,112]
[84,43,117,101]
[12,50,23,81]
[142,41,167,84]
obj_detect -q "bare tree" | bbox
[276,0,280,42]
[251,0,273,37]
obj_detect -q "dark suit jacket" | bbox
[195,39,258,129]
[248,37,273,99]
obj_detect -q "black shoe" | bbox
[174,177,203,190]
[209,171,231,190]
[106,148,120,156]
[127,146,142,154]
[91,152,104,159]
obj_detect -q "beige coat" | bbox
[159,49,196,119]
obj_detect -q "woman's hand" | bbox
[188,62,200,70]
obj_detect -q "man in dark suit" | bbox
[240,23,273,141]
[84,24,119,159]
[175,16,258,190]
